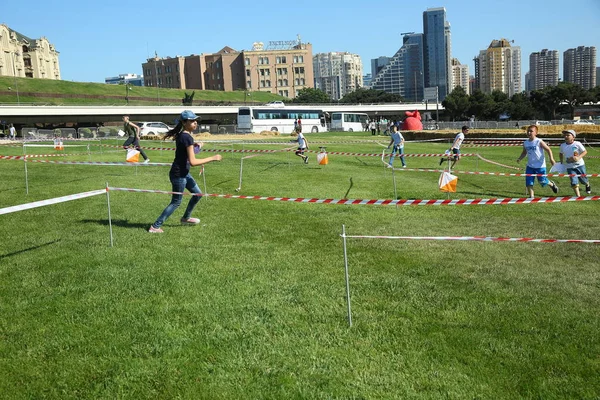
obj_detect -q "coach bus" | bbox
[237,106,327,134]
[330,112,369,132]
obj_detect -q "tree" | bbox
[490,90,510,120]
[530,87,562,120]
[509,92,536,120]
[290,88,331,104]
[339,88,403,104]
[442,86,470,121]
[553,82,593,119]
[467,89,495,120]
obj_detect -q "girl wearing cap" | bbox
[149,110,222,233]
[559,129,590,196]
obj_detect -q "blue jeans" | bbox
[389,145,405,166]
[525,166,549,187]
[152,173,202,228]
[567,165,589,186]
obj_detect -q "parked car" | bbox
[535,120,552,126]
[265,101,285,107]
[573,119,594,125]
[134,121,172,136]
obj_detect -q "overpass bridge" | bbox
[1,103,444,127]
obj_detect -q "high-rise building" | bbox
[369,33,424,101]
[141,39,314,98]
[422,7,452,101]
[363,73,372,88]
[474,38,521,96]
[451,58,469,95]
[313,52,363,101]
[597,67,600,87]
[0,24,61,80]
[528,49,559,91]
[563,46,597,90]
[371,57,390,77]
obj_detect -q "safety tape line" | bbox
[106,187,600,206]
[0,154,71,160]
[22,144,89,148]
[0,189,106,215]
[465,143,562,147]
[475,154,521,170]
[25,160,171,166]
[342,234,600,244]
[390,167,599,178]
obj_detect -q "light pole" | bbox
[154,51,160,106]
[126,84,132,105]
[11,51,21,105]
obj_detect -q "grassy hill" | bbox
[0,76,285,106]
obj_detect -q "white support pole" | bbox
[22,142,29,195]
[105,182,114,247]
[342,224,353,327]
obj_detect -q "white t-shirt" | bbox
[9,126,16,137]
[560,141,586,168]
[391,131,404,146]
[452,132,465,150]
[297,132,306,149]
[523,138,546,168]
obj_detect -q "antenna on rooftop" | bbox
[400,32,415,35]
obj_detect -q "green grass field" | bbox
[0,133,599,399]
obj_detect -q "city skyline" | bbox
[2,0,599,86]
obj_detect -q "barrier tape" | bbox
[342,234,600,244]
[22,144,89,148]
[0,189,106,215]
[0,154,71,160]
[390,167,598,178]
[25,160,171,166]
[475,154,521,170]
[106,187,600,206]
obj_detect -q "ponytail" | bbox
[164,121,184,141]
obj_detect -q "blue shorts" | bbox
[451,148,460,160]
[525,166,549,187]
[567,165,589,186]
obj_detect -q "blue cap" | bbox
[180,110,200,121]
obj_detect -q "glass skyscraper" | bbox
[423,7,451,101]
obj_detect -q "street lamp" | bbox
[154,51,161,106]
[125,84,132,105]
[11,51,20,105]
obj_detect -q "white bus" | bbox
[237,106,327,134]
[330,112,369,132]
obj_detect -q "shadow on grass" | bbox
[81,218,148,229]
[0,239,60,259]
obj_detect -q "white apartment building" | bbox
[528,49,559,91]
[313,52,363,101]
[451,58,469,94]
[0,24,61,80]
[563,46,597,90]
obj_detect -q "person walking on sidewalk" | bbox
[122,115,150,164]
[516,125,559,198]
[149,110,222,233]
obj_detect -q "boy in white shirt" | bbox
[559,129,590,196]
[386,126,406,168]
[516,125,559,198]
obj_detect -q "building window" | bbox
[247,81,252,89]
[294,67,305,74]
[266,80,271,87]
[245,57,250,65]
[278,79,283,86]
[260,80,265,88]
[246,69,251,77]
[276,56,287,64]
[283,79,288,86]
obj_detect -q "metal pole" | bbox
[436,86,439,122]
[341,225,353,327]
[236,154,244,192]
[105,182,114,247]
[392,168,397,199]
[23,141,29,195]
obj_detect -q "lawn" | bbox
[0,132,599,399]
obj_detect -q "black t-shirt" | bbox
[170,132,194,177]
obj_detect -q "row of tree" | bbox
[291,83,600,121]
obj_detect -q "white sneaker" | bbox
[143,159,150,164]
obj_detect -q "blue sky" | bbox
[3,0,599,84]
